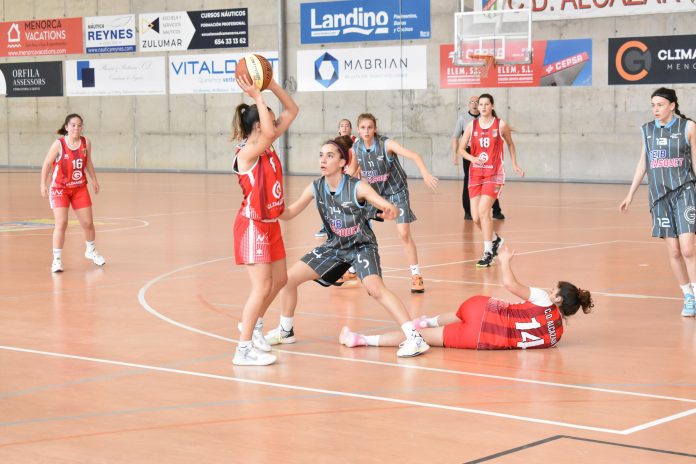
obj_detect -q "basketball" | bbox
[236,54,273,91]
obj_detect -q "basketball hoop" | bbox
[470,53,495,78]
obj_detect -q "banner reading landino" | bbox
[0,61,63,97]
[300,0,430,44]
[609,35,696,85]
[297,45,426,92]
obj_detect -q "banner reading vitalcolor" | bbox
[475,0,695,21]
[169,51,279,94]
[298,45,427,92]
[65,57,165,96]
[440,39,592,88]
[609,35,696,85]
[85,15,136,53]
[0,61,63,97]
[0,17,82,57]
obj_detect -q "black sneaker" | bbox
[492,211,505,220]
[491,235,504,257]
[476,251,495,268]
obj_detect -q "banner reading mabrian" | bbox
[65,57,165,96]
[440,39,592,88]
[169,51,279,94]
[0,17,83,57]
[297,45,427,92]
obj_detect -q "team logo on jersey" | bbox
[63,154,69,159]
[272,180,282,199]
[72,171,83,181]
[341,201,352,208]
[670,133,682,139]
[492,129,498,137]
[478,152,489,163]
[684,206,696,225]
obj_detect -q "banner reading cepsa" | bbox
[0,17,82,57]
[440,39,592,88]
[297,45,427,92]
[65,57,166,96]
[170,51,279,94]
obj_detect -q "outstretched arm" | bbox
[500,120,524,177]
[356,181,398,221]
[280,183,314,220]
[385,139,438,191]
[619,147,647,213]
[497,246,531,301]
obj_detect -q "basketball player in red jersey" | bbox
[459,94,524,268]
[40,114,105,273]
[231,74,299,366]
[340,246,593,351]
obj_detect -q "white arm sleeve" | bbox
[528,287,553,307]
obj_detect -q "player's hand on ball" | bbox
[236,74,260,99]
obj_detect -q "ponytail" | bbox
[56,113,83,136]
[231,103,261,140]
[557,281,594,317]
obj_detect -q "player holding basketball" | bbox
[459,94,524,268]
[40,114,105,273]
[264,137,430,358]
[340,246,593,351]
[620,87,696,317]
[231,72,299,365]
[353,113,438,293]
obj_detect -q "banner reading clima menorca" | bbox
[0,61,63,97]
[609,35,696,85]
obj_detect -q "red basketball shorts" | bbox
[468,182,503,199]
[234,215,286,265]
[442,296,488,349]
[49,185,92,210]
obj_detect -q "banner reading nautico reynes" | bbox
[0,61,63,97]
[85,15,136,53]
[297,45,427,92]
[0,17,82,57]
[609,35,696,85]
[139,9,248,52]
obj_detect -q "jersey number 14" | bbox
[515,318,544,349]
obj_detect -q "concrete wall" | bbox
[2,0,695,182]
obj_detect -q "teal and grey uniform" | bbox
[301,174,381,283]
[642,117,695,238]
[354,135,416,224]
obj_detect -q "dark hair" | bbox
[651,87,693,122]
[231,103,265,140]
[334,135,354,167]
[356,113,380,138]
[557,281,594,317]
[56,113,83,136]
[478,94,499,119]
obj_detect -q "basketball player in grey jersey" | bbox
[620,88,696,317]
[354,113,438,293]
[264,138,430,357]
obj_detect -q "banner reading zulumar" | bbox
[139,9,248,52]
[297,45,427,91]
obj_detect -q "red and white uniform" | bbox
[469,118,505,187]
[443,288,564,350]
[232,144,286,265]
[49,136,92,209]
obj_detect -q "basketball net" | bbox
[470,53,495,78]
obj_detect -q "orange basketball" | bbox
[236,54,273,91]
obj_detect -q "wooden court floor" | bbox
[1,171,695,463]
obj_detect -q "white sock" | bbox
[238,340,252,350]
[409,265,420,276]
[254,318,264,330]
[86,240,96,253]
[348,266,355,273]
[280,316,294,331]
[364,335,380,346]
[53,248,62,259]
[680,284,693,296]
[401,321,416,337]
[425,316,440,328]
[484,241,493,253]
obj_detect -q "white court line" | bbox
[621,408,696,435]
[0,344,627,435]
[1,217,150,237]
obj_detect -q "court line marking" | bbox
[0,345,629,435]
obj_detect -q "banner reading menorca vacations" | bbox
[300,0,430,44]
[297,45,426,92]
[0,61,63,97]
[65,57,166,96]
[139,9,248,52]
[84,15,136,53]
[0,17,82,57]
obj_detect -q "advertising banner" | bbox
[300,0,430,44]
[0,17,82,57]
[440,39,592,88]
[84,15,136,53]
[169,51,279,94]
[65,57,166,96]
[297,45,427,92]
[609,35,696,85]
[139,9,248,52]
[0,61,63,97]
[475,0,695,21]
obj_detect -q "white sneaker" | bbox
[232,345,276,366]
[396,332,430,358]
[85,249,106,266]
[51,257,63,273]
[237,322,272,352]
[265,326,296,346]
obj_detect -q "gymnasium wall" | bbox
[1,0,695,182]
